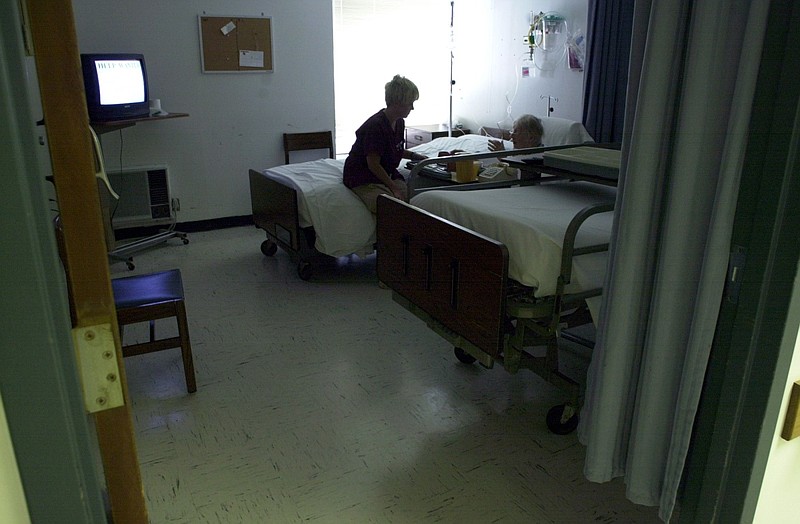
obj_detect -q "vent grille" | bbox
[147,169,171,219]
[108,165,175,229]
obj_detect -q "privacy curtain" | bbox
[581,0,635,143]
[578,0,771,521]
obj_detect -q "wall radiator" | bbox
[107,165,176,230]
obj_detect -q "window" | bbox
[333,0,453,154]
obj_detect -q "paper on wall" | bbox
[239,50,264,68]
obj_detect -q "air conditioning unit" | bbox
[107,165,176,230]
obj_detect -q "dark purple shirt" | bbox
[343,110,405,189]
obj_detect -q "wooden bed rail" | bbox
[376,195,509,359]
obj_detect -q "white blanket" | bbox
[410,182,616,320]
[258,135,503,258]
[259,158,376,257]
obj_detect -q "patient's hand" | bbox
[488,139,505,152]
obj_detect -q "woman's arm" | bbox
[404,149,427,161]
[366,154,404,199]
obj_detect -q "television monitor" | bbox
[81,53,150,122]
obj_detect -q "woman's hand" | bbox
[488,139,505,152]
[389,179,406,200]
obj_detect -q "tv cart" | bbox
[91,113,190,270]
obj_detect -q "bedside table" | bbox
[405,125,471,148]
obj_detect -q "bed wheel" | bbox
[297,261,313,281]
[546,404,580,435]
[260,239,278,257]
[454,347,477,364]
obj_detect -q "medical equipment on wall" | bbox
[524,11,568,71]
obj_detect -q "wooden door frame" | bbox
[678,1,800,521]
[22,0,149,521]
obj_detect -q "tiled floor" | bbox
[113,226,660,523]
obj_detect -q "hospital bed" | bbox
[376,144,619,434]
[248,117,592,280]
[248,134,514,280]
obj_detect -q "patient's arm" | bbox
[488,139,505,152]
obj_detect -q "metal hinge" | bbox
[71,323,124,413]
[726,246,747,304]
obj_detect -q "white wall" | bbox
[71,0,335,223]
[452,0,587,131]
[68,1,584,224]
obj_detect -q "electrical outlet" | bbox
[172,197,180,211]
[523,36,531,45]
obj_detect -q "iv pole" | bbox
[448,0,454,137]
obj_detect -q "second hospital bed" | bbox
[248,117,593,280]
[376,147,619,434]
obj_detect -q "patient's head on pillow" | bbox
[385,75,419,107]
[511,114,544,148]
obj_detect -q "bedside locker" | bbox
[405,125,471,148]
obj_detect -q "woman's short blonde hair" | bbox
[385,75,419,106]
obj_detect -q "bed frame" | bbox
[248,168,332,280]
[376,193,612,434]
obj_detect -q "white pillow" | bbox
[540,117,594,146]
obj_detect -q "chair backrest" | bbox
[283,131,334,164]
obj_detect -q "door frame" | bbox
[679,1,800,521]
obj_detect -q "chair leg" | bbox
[175,301,197,393]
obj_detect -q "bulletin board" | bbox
[199,15,273,73]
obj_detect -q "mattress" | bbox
[410,181,616,318]
[260,158,376,257]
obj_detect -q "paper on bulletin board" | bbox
[239,50,264,68]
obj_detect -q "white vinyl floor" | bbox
[112,225,661,523]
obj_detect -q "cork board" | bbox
[199,15,273,73]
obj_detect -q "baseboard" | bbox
[115,215,254,240]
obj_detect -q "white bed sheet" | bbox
[410,182,616,319]
[258,135,503,258]
[260,158,376,258]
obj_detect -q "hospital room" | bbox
[4,0,800,523]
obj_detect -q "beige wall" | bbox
[753,267,800,523]
[0,392,31,524]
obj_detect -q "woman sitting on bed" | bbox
[343,75,428,213]
[487,114,544,152]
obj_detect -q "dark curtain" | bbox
[582,0,636,143]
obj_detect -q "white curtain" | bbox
[578,0,771,521]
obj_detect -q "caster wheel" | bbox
[260,240,278,257]
[126,259,135,271]
[182,238,190,245]
[454,347,476,364]
[546,404,580,435]
[297,261,313,281]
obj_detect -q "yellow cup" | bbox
[455,160,480,182]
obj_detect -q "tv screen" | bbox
[81,53,150,122]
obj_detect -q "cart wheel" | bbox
[297,261,313,281]
[546,404,580,435]
[454,347,477,364]
[260,239,278,257]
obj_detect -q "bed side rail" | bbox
[376,195,509,359]
[248,169,302,251]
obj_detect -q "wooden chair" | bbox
[54,216,197,393]
[283,131,335,164]
[112,269,197,393]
